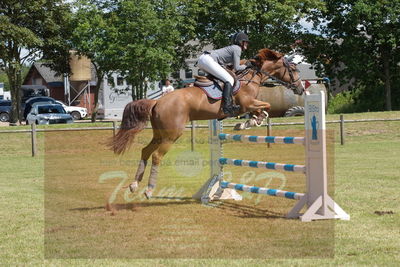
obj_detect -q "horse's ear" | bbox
[258,48,283,62]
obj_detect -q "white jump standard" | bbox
[193,91,350,222]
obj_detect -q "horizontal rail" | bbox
[219,133,305,144]
[0,129,33,133]
[1,117,399,134]
[0,127,114,133]
[0,124,210,134]
[220,181,304,200]
[262,118,400,127]
[219,158,306,173]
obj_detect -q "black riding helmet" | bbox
[232,32,249,46]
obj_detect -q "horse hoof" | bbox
[129,181,139,193]
[144,189,153,199]
[234,122,246,131]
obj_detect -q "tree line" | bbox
[1,0,399,123]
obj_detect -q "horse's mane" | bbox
[257,48,283,61]
[249,48,283,68]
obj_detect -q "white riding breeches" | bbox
[197,54,234,86]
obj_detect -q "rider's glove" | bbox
[245,60,254,68]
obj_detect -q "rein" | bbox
[238,57,300,90]
[237,68,260,85]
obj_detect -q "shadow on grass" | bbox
[70,196,286,219]
[70,197,195,212]
[211,201,286,219]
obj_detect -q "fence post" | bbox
[191,121,195,152]
[31,123,37,157]
[340,114,345,145]
[112,121,118,153]
[267,117,272,148]
[112,121,117,138]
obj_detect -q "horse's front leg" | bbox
[234,99,271,130]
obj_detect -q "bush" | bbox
[327,91,357,114]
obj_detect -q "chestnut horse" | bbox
[110,48,304,198]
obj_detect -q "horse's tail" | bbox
[109,99,157,154]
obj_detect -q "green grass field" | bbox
[1,111,399,266]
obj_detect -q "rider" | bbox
[197,32,250,116]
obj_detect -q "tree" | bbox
[191,0,324,57]
[0,66,30,92]
[115,0,196,100]
[71,0,120,121]
[0,0,72,123]
[300,0,400,111]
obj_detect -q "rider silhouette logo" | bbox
[311,115,319,140]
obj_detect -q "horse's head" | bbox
[252,48,304,95]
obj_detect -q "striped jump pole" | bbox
[219,133,305,145]
[221,181,304,200]
[193,91,350,222]
[218,158,306,173]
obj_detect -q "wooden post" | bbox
[191,121,195,152]
[340,115,345,145]
[112,121,117,138]
[267,117,272,148]
[31,123,37,157]
[112,121,117,153]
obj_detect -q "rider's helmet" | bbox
[231,32,249,46]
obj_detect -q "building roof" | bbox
[23,62,97,85]
[33,62,63,83]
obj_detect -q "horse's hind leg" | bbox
[129,136,161,193]
[144,130,184,198]
[143,142,172,198]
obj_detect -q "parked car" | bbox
[55,100,87,120]
[0,100,11,122]
[26,103,74,125]
[23,96,57,120]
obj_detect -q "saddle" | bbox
[194,68,239,90]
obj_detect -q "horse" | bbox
[109,48,305,198]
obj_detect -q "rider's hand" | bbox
[245,60,254,68]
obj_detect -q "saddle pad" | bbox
[199,82,241,100]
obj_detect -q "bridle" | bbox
[238,57,302,93]
[281,57,302,90]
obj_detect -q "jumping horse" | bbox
[109,48,305,198]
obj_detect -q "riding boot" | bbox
[222,82,240,116]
